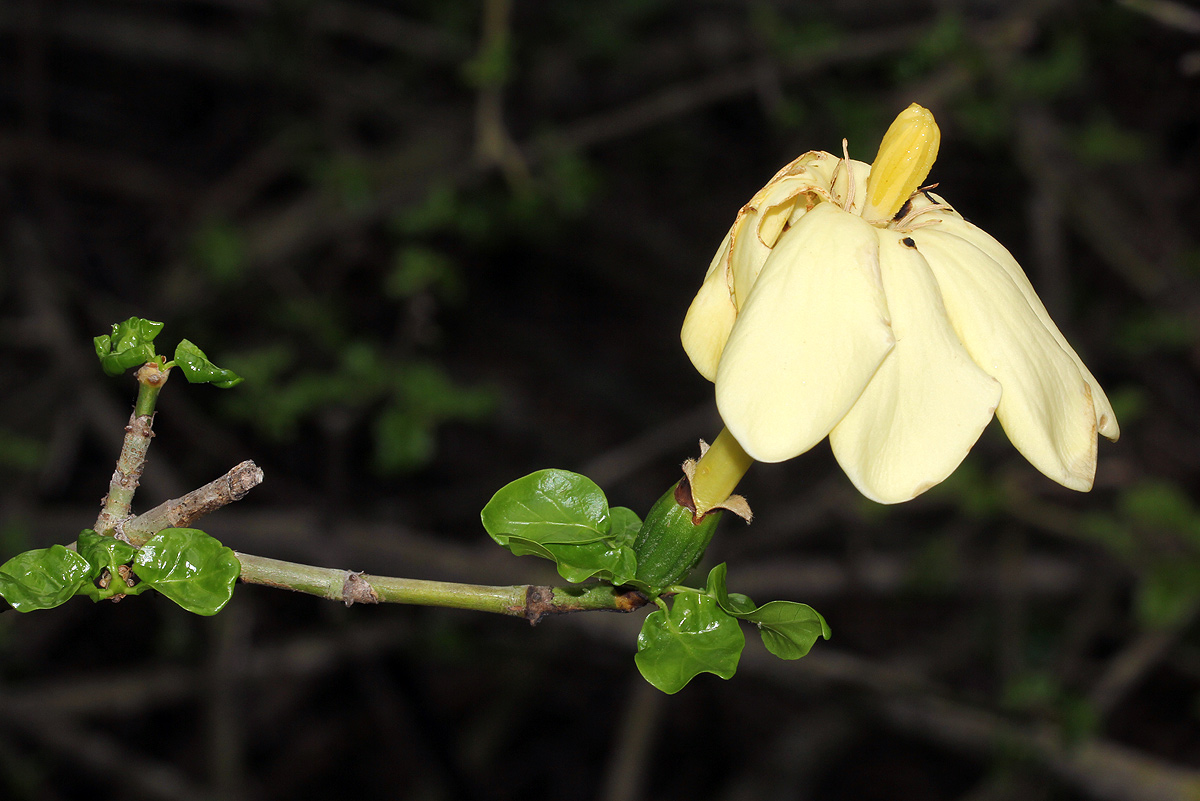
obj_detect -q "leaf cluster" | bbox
[0,528,240,616]
[481,469,830,693]
[93,317,243,388]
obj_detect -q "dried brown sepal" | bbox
[680,458,752,523]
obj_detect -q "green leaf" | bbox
[707,563,830,660]
[482,471,641,585]
[76,529,145,601]
[482,470,611,545]
[77,529,136,571]
[173,340,244,388]
[93,317,164,377]
[0,545,91,611]
[507,535,637,586]
[133,528,241,615]
[635,593,745,694]
[742,600,831,660]
[609,506,642,548]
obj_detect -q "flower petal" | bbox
[734,161,840,306]
[911,227,1100,491]
[830,235,1001,503]
[919,201,1119,441]
[681,229,735,381]
[716,203,894,463]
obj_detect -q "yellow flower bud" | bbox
[862,103,940,223]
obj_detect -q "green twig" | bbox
[235,551,648,624]
[94,362,170,537]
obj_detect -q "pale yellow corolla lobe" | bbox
[680,103,1118,504]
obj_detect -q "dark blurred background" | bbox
[1,0,1198,799]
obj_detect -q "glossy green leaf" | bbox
[707,563,830,660]
[634,593,745,694]
[77,529,136,572]
[706,563,746,612]
[133,528,241,615]
[482,471,642,585]
[76,529,146,601]
[742,600,831,660]
[173,340,244,389]
[0,545,91,611]
[482,470,611,545]
[505,536,636,586]
[609,506,642,547]
[93,317,164,377]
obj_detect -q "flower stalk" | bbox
[689,428,754,516]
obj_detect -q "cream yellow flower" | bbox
[681,104,1119,505]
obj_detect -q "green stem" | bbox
[132,375,161,418]
[94,363,170,536]
[234,552,648,623]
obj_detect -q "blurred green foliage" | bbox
[1081,481,1200,629]
[191,219,247,286]
[0,429,45,474]
[387,246,463,301]
[1071,115,1150,165]
[221,343,494,474]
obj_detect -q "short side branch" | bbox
[124,461,264,546]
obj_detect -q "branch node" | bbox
[341,572,380,606]
[523,585,555,625]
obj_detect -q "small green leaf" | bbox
[705,563,755,613]
[505,536,636,585]
[742,600,831,660]
[133,528,240,615]
[76,529,143,601]
[0,545,91,611]
[77,529,136,572]
[93,317,164,377]
[707,563,830,660]
[722,591,757,616]
[173,340,244,388]
[482,470,612,545]
[634,593,745,694]
[609,506,642,547]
